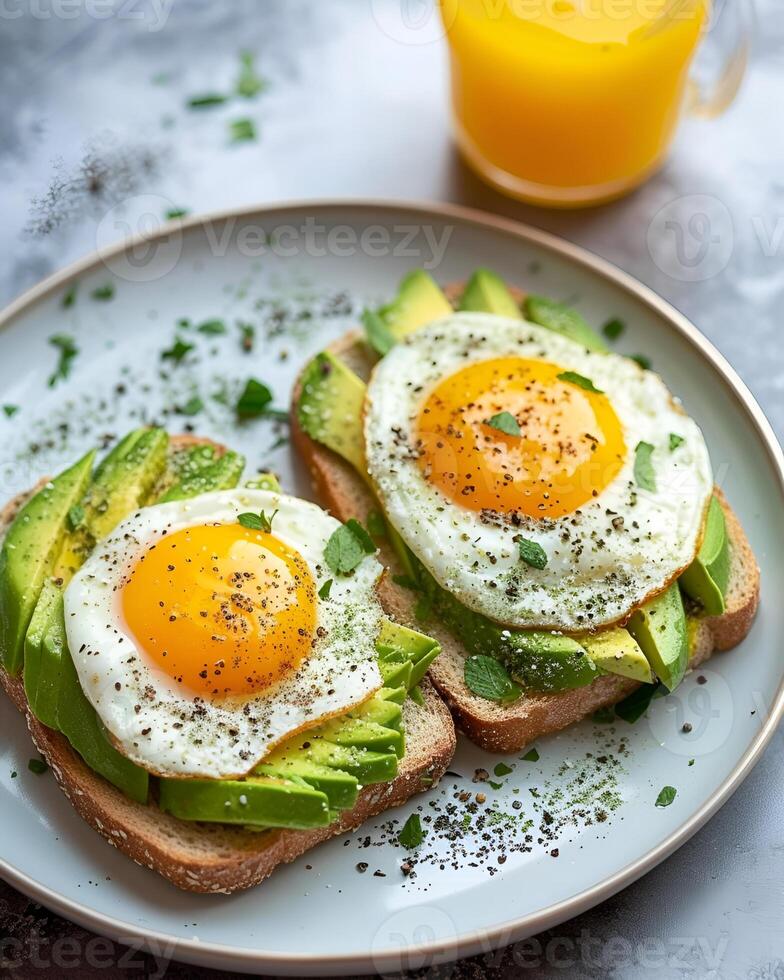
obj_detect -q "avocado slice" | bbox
[679,496,730,616]
[523,296,608,353]
[158,449,244,502]
[375,270,452,342]
[158,774,332,829]
[294,738,398,785]
[582,627,654,684]
[350,692,403,731]
[377,685,407,705]
[23,578,64,728]
[314,717,405,758]
[376,618,441,689]
[244,472,281,492]
[0,448,95,674]
[255,758,359,811]
[459,269,523,319]
[627,582,689,691]
[297,352,367,474]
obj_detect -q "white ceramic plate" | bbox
[0,201,782,976]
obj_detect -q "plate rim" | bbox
[1,197,782,976]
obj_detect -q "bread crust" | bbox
[291,290,761,754]
[0,435,456,893]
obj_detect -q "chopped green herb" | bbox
[10,771,17,778]
[464,655,522,704]
[669,433,685,451]
[239,322,255,352]
[521,747,540,762]
[66,504,85,532]
[398,813,425,849]
[318,579,333,600]
[3,404,18,418]
[493,762,513,777]
[238,509,277,533]
[165,208,189,220]
[61,284,77,308]
[518,537,548,570]
[655,785,677,808]
[229,118,257,143]
[188,93,228,108]
[413,593,433,623]
[557,370,603,394]
[366,510,387,539]
[488,780,504,790]
[323,519,376,575]
[362,309,396,357]
[602,317,625,341]
[236,378,273,418]
[615,681,665,724]
[160,337,194,365]
[177,317,191,329]
[27,758,48,775]
[91,283,114,301]
[181,396,204,416]
[630,354,652,370]
[688,759,695,766]
[485,411,520,437]
[197,319,226,335]
[392,574,419,591]
[236,50,266,98]
[634,441,657,492]
[48,334,78,387]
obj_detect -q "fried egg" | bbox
[64,489,384,778]
[365,313,713,632]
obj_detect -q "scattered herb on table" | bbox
[602,317,625,341]
[236,50,266,99]
[236,378,273,418]
[521,747,540,762]
[318,579,333,600]
[188,93,228,109]
[91,283,115,301]
[3,404,18,418]
[494,762,513,777]
[398,813,425,849]
[28,758,48,775]
[229,118,257,143]
[160,337,194,365]
[61,284,77,308]
[48,334,78,387]
[669,433,685,451]
[181,396,204,416]
[655,785,677,808]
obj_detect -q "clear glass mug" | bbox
[439,0,753,207]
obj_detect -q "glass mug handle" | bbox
[686,0,754,119]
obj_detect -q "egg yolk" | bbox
[121,523,317,698]
[415,357,626,518]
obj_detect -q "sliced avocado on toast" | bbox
[367,270,452,347]
[523,295,608,353]
[680,495,731,616]
[627,581,689,691]
[459,268,523,319]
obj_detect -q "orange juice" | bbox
[441,0,711,206]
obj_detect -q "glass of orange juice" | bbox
[440,0,752,207]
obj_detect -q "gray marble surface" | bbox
[1,1,782,977]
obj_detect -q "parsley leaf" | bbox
[323,519,376,575]
[614,681,665,723]
[557,370,603,394]
[236,378,273,418]
[238,509,277,532]
[464,655,522,704]
[188,93,228,108]
[160,337,194,365]
[655,785,677,808]
[634,441,657,492]
[362,309,396,357]
[181,396,204,416]
[3,404,18,418]
[493,762,513,777]
[61,284,77,308]
[27,758,48,775]
[518,537,548,570]
[229,118,257,143]
[398,813,425,849]
[521,747,540,762]
[669,433,685,451]
[318,579,333,599]
[236,50,266,99]
[197,319,226,335]
[91,283,114,301]
[166,208,189,220]
[602,317,625,340]
[48,334,78,387]
[485,411,520,437]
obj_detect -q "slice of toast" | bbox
[291,290,761,754]
[0,435,456,893]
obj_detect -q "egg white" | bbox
[64,489,384,779]
[365,313,713,632]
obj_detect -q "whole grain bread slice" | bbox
[0,435,456,893]
[291,292,761,754]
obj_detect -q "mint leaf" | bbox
[238,510,277,532]
[669,433,685,451]
[602,317,625,340]
[493,762,513,777]
[521,747,540,762]
[27,758,48,775]
[655,785,677,808]
[518,537,548,570]
[323,519,376,575]
[485,411,520,437]
[464,655,522,704]
[236,378,273,418]
[557,370,603,394]
[398,813,425,849]
[362,309,396,356]
[634,441,657,492]
[48,334,78,387]
[318,579,333,599]
[615,681,665,723]
[160,336,194,365]
[197,319,226,335]
[91,283,114,301]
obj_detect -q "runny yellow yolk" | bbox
[121,523,317,697]
[415,357,626,519]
